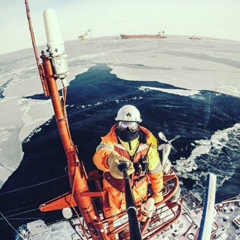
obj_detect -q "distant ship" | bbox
[120,33,167,39]
[189,35,201,40]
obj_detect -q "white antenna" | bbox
[43,8,65,56]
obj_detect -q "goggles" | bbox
[118,121,139,132]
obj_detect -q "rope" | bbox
[0,212,24,239]
[0,175,66,196]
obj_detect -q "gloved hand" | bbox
[107,151,135,179]
[152,192,163,204]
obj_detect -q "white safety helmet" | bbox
[115,105,142,123]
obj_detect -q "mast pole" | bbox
[40,55,103,239]
[25,0,49,96]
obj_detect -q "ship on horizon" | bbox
[120,31,167,39]
[189,35,201,40]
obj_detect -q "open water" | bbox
[0,64,240,239]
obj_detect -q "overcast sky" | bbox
[0,0,240,55]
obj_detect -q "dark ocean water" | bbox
[0,64,240,239]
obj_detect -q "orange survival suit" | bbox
[93,124,163,218]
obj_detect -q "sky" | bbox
[0,0,240,55]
